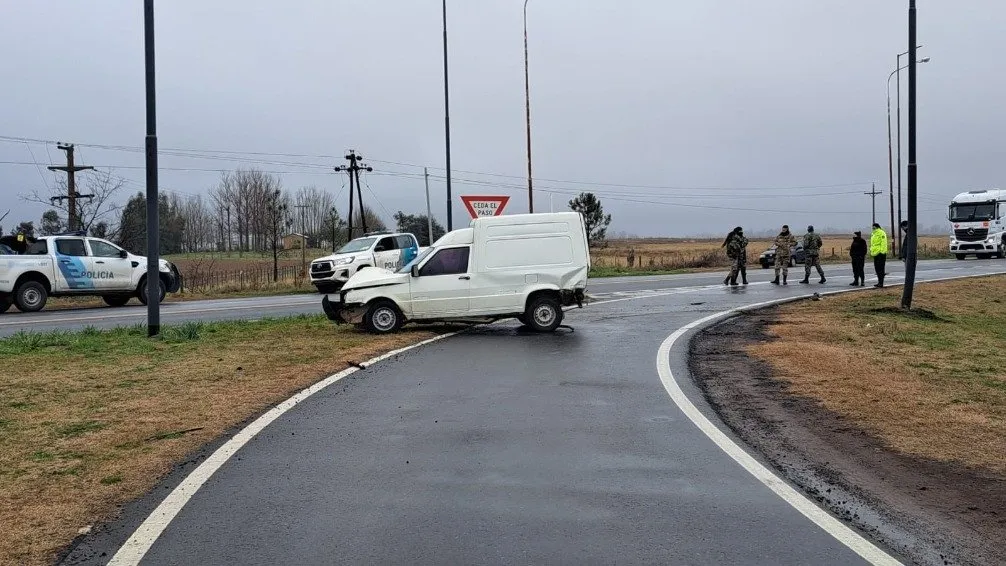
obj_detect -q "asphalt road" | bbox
[56,259,1006,565]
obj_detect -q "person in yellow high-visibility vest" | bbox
[869,222,889,288]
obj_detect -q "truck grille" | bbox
[955,228,988,242]
[311,262,334,279]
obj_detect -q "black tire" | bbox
[956,254,966,260]
[315,284,338,294]
[14,280,48,312]
[0,295,11,314]
[137,277,166,305]
[788,257,795,267]
[103,295,131,307]
[363,300,403,334]
[524,294,563,332]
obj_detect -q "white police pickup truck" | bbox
[0,232,181,313]
[309,231,421,293]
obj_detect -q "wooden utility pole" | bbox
[864,183,882,225]
[334,151,373,240]
[47,143,94,231]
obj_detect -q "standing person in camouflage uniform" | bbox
[723,227,748,286]
[771,225,796,285]
[800,225,826,284]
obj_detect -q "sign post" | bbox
[461,195,511,219]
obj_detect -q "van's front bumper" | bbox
[321,294,367,324]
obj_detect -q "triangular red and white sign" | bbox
[461,195,510,219]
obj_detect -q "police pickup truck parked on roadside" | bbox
[0,232,181,313]
[309,231,420,293]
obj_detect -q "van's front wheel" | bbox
[363,300,403,334]
[525,295,563,332]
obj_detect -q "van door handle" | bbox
[459,275,470,280]
[95,260,105,264]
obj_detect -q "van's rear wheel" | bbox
[14,281,48,312]
[525,295,563,332]
[363,300,403,334]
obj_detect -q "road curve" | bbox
[58,259,1005,565]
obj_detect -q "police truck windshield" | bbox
[336,237,378,254]
[950,203,995,222]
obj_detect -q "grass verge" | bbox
[747,275,1006,475]
[0,317,441,565]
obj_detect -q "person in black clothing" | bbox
[849,230,867,286]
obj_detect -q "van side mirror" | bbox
[411,265,420,278]
[119,250,128,258]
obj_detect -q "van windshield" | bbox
[950,203,995,222]
[397,247,434,273]
[336,237,377,254]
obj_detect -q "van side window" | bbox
[55,239,88,257]
[395,235,415,249]
[419,247,470,276]
[375,237,398,252]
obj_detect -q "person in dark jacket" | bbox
[849,230,867,286]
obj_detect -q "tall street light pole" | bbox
[902,0,919,309]
[523,0,534,213]
[896,44,922,256]
[442,0,454,230]
[887,56,928,259]
[143,0,160,337]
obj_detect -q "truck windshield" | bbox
[397,247,434,273]
[950,203,995,222]
[336,237,378,254]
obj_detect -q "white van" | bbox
[322,212,590,333]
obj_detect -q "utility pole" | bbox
[864,183,881,225]
[424,167,434,246]
[47,143,94,232]
[334,150,373,241]
[523,0,534,214]
[442,0,454,231]
[267,190,286,283]
[330,207,338,252]
[902,0,919,309]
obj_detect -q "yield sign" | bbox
[461,195,510,219]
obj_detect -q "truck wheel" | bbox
[103,295,131,307]
[137,278,166,305]
[0,295,11,314]
[525,295,563,332]
[14,281,48,312]
[363,300,403,334]
[955,254,966,260]
[788,257,795,267]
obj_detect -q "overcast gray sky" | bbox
[2,1,1003,237]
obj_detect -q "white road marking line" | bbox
[654,269,1005,566]
[106,331,461,566]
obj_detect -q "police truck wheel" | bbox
[525,295,563,333]
[137,278,166,305]
[103,295,131,307]
[14,281,48,312]
[955,254,966,260]
[363,300,403,334]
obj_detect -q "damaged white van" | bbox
[322,212,590,333]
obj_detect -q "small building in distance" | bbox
[282,233,307,250]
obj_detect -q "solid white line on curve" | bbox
[106,331,460,566]
[653,269,1006,566]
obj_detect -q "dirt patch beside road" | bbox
[689,280,1006,565]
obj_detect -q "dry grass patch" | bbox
[0,317,440,565]
[748,275,1006,475]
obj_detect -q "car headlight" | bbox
[332,256,354,266]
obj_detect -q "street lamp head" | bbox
[918,57,931,63]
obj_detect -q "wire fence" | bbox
[178,265,306,293]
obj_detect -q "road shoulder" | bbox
[689,310,1005,566]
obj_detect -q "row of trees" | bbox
[12,168,614,252]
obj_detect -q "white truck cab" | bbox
[309,231,420,293]
[322,212,590,333]
[949,189,1006,260]
[0,232,181,313]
